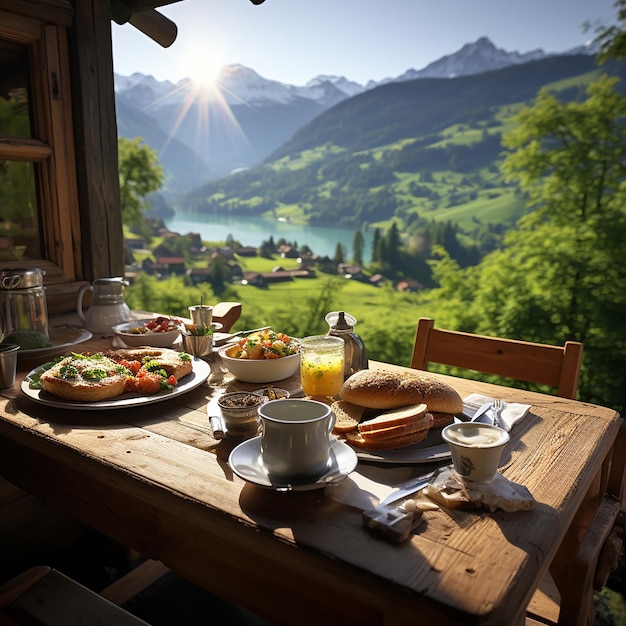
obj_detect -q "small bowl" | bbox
[441,422,510,482]
[218,346,300,383]
[113,318,181,348]
[218,391,266,439]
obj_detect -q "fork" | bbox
[492,398,504,428]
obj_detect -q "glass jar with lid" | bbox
[0,267,49,339]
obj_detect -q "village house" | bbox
[396,278,423,293]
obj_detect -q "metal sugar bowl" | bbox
[325,310,368,378]
[0,267,49,341]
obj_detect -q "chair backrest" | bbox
[410,318,583,399]
[211,301,241,332]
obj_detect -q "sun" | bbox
[180,42,226,92]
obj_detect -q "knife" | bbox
[380,471,435,506]
[213,326,271,347]
[469,401,493,423]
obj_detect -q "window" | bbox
[0,8,81,284]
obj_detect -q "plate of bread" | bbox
[332,369,464,464]
[21,347,210,410]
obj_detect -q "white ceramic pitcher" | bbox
[77,277,132,334]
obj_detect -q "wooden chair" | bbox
[212,301,242,333]
[0,566,149,625]
[410,317,583,398]
[411,318,624,625]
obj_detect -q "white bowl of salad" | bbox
[218,329,300,383]
[113,316,183,348]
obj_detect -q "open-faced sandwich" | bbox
[38,347,193,402]
[332,369,463,450]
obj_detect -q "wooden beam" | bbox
[0,1,73,27]
[69,0,125,280]
[0,138,52,161]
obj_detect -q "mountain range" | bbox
[114,37,597,193]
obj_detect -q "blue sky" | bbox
[112,0,617,86]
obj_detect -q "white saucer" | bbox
[228,436,358,491]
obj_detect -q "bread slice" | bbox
[358,413,433,441]
[111,348,193,381]
[358,403,428,432]
[347,427,431,450]
[40,354,127,402]
[331,400,366,434]
[430,411,455,429]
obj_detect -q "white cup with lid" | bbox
[442,422,510,482]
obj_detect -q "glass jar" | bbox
[0,267,49,338]
[300,335,345,397]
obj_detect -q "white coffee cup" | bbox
[441,422,510,482]
[258,399,336,481]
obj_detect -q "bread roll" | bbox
[340,369,463,414]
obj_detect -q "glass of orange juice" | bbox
[300,335,345,397]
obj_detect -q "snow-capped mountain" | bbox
[114,37,595,191]
[115,64,357,112]
[390,36,547,81]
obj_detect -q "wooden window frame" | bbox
[0,0,125,315]
[0,8,82,284]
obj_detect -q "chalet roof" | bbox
[155,256,186,265]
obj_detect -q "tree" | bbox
[352,230,364,265]
[594,0,626,62]
[333,242,345,265]
[118,137,164,227]
[371,228,382,263]
[384,221,401,269]
[432,75,626,412]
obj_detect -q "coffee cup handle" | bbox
[328,411,336,435]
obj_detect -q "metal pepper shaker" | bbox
[325,311,368,379]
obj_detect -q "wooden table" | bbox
[0,334,621,625]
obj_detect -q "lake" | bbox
[164,213,374,262]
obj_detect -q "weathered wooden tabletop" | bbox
[0,334,620,625]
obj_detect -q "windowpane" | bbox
[0,39,32,137]
[0,160,41,261]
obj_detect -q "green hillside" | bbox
[177,55,626,286]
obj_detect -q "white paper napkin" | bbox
[463,393,532,432]
[325,465,421,509]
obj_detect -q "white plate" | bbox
[17,328,93,360]
[228,436,358,491]
[21,357,210,410]
[349,427,451,464]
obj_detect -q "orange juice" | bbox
[300,336,345,397]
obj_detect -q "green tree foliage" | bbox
[333,243,345,265]
[125,274,215,317]
[429,75,626,412]
[0,94,38,245]
[266,278,344,338]
[595,0,626,62]
[352,230,364,265]
[118,137,164,227]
